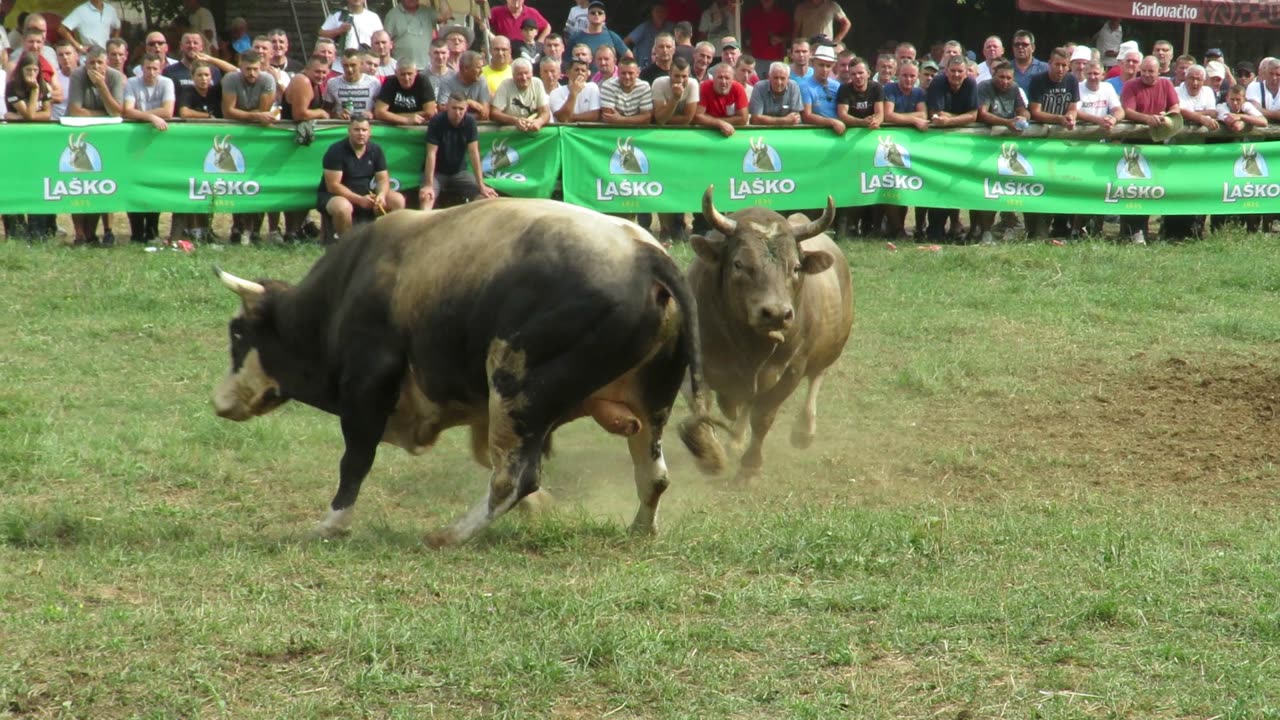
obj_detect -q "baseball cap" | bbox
[587,0,606,10]
[920,59,939,71]
[812,45,837,63]
[1206,60,1226,79]
[521,18,538,29]
[1236,60,1257,75]
[720,39,739,51]
[1205,47,1223,58]
[1070,45,1092,63]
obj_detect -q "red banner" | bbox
[1016,0,1280,28]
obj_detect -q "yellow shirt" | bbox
[481,64,513,96]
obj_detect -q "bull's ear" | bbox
[690,234,724,264]
[800,249,834,275]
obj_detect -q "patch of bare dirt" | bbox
[1005,354,1280,502]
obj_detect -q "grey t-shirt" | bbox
[124,75,175,111]
[439,71,491,106]
[976,79,1026,119]
[221,70,278,111]
[67,66,126,113]
[749,78,803,117]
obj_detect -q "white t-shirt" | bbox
[321,8,385,68]
[1176,83,1216,112]
[651,75,700,115]
[492,77,549,118]
[62,1,122,50]
[0,69,7,117]
[1245,80,1280,112]
[1094,23,1123,67]
[189,6,219,52]
[564,6,589,36]
[548,81,600,122]
[1078,81,1121,118]
[1217,100,1263,120]
[323,74,382,113]
[52,68,73,120]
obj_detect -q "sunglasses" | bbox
[1012,42,1031,48]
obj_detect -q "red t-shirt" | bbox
[488,6,548,42]
[743,6,791,62]
[699,79,748,117]
[664,0,702,26]
[1120,77,1179,115]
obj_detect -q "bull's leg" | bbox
[315,358,403,539]
[627,411,671,535]
[790,371,828,450]
[717,393,750,454]
[738,374,804,483]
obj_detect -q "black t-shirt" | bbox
[836,80,883,118]
[377,73,435,113]
[1027,72,1080,114]
[178,83,223,117]
[318,139,389,196]
[926,74,978,114]
[640,62,669,84]
[426,111,478,176]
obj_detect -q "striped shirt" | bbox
[600,77,653,117]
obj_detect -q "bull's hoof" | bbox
[790,425,815,449]
[628,521,657,537]
[424,528,457,549]
[310,523,352,541]
[733,465,762,486]
[516,489,555,514]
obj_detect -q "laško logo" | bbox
[983,142,1044,199]
[596,137,664,201]
[1222,144,1280,203]
[1105,147,1166,203]
[44,133,119,200]
[190,135,262,200]
[483,137,526,182]
[861,135,923,194]
[729,137,796,200]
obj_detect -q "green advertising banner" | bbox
[559,127,1280,216]
[3,123,1277,215]
[0,123,561,214]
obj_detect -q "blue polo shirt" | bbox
[1013,58,1049,91]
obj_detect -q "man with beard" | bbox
[320,113,406,234]
[696,61,747,136]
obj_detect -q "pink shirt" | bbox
[1120,77,1179,115]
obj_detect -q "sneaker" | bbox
[1131,230,1146,245]
[101,230,116,247]
[980,231,996,246]
[240,232,253,247]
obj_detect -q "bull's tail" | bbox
[647,249,727,476]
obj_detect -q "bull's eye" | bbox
[793,263,802,275]
[732,259,744,271]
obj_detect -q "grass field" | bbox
[3,231,1280,719]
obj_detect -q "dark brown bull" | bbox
[687,187,854,481]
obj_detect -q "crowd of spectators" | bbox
[2,1,1277,245]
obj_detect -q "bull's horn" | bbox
[793,196,836,240]
[213,265,266,301]
[701,186,737,236]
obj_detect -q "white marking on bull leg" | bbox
[790,372,826,449]
[627,429,669,535]
[312,507,355,539]
[728,408,751,456]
